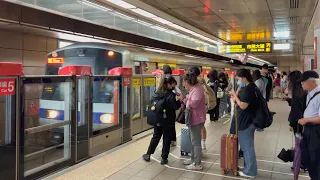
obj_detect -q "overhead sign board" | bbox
[218,42,272,54]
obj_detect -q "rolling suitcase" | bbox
[220,106,239,176]
[180,127,191,156]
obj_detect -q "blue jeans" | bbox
[239,124,258,176]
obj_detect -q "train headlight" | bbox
[100,114,113,124]
[45,110,59,119]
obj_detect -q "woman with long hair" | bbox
[182,73,206,170]
[218,72,229,118]
[230,69,258,178]
[273,73,281,98]
[143,76,182,165]
[207,69,220,121]
[284,71,307,172]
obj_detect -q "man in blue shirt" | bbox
[298,71,320,180]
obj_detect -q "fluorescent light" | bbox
[138,20,153,27]
[152,17,172,24]
[274,43,291,50]
[185,55,198,58]
[82,0,111,11]
[106,0,136,9]
[274,31,290,38]
[59,41,73,48]
[131,8,156,18]
[113,12,135,20]
[167,30,179,35]
[152,26,168,32]
[144,48,167,53]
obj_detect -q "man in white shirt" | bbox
[298,71,320,180]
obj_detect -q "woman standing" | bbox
[207,69,220,121]
[273,73,281,98]
[142,76,182,165]
[283,71,307,174]
[230,69,258,178]
[218,72,229,118]
[182,73,206,170]
[281,72,288,96]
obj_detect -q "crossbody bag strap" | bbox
[306,91,320,108]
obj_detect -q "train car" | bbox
[39,42,262,145]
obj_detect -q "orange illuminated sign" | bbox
[47,58,64,64]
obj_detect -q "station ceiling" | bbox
[124,0,318,64]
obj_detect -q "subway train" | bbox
[39,42,262,146]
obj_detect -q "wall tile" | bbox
[23,50,46,67]
[23,66,45,75]
[0,48,22,63]
[0,31,23,49]
[23,34,47,51]
[46,38,58,52]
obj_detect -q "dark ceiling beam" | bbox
[0,1,265,69]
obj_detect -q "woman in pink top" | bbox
[182,73,206,170]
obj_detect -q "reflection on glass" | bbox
[143,77,156,117]
[24,81,72,175]
[92,78,119,132]
[132,78,141,120]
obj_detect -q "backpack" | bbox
[202,83,217,111]
[252,87,273,129]
[146,94,168,126]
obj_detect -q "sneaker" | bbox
[183,159,193,165]
[239,171,255,179]
[201,140,206,150]
[186,163,203,170]
[171,141,177,147]
[161,158,168,165]
[142,154,150,162]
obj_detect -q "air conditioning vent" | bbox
[290,0,299,8]
[289,17,298,24]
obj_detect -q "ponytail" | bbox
[183,73,198,86]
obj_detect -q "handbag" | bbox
[277,148,294,163]
[176,105,186,124]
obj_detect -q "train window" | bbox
[91,77,120,133]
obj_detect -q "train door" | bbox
[108,67,132,143]
[141,75,156,131]
[130,75,142,135]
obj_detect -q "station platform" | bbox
[44,99,310,180]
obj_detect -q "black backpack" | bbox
[146,93,168,126]
[253,87,274,129]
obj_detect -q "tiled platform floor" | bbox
[48,100,311,180]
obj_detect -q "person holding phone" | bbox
[163,65,183,146]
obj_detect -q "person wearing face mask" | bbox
[163,65,184,146]
[143,76,182,165]
[230,69,258,178]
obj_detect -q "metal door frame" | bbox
[18,76,76,180]
[130,75,142,136]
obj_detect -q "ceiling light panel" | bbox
[106,0,136,9]
[274,43,291,50]
[131,8,157,18]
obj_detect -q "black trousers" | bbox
[303,126,320,180]
[172,127,177,142]
[147,125,174,159]
[209,98,220,121]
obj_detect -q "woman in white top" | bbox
[281,72,288,96]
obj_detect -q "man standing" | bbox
[261,64,275,115]
[298,71,320,180]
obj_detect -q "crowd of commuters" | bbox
[142,64,320,179]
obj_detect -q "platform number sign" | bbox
[0,79,15,95]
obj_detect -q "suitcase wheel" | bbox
[180,151,188,156]
[221,169,227,175]
[233,171,239,176]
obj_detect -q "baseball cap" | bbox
[299,71,319,82]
